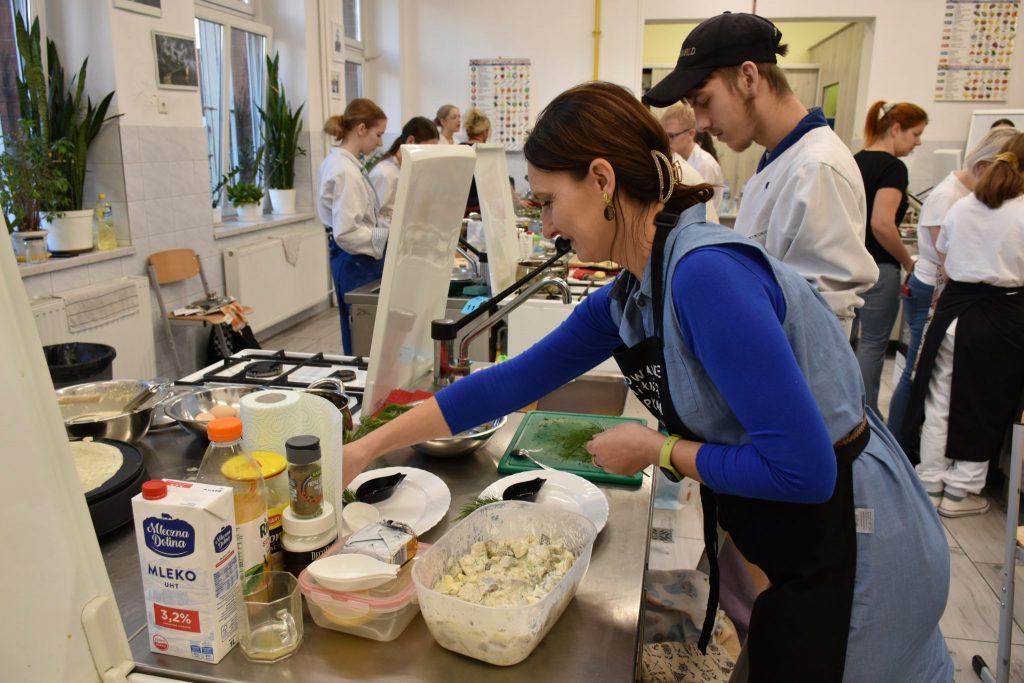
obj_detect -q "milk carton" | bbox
[132,479,240,663]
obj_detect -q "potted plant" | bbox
[221,160,264,223]
[210,165,235,225]
[259,53,305,215]
[15,13,117,254]
[0,122,72,261]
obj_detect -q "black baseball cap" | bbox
[643,12,784,107]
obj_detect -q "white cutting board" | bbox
[474,143,522,295]
[363,144,477,414]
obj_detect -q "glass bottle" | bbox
[252,451,289,572]
[197,417,271,592]
[95,193,117,250]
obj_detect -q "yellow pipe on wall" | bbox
[593,0,601,80]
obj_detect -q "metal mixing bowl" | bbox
[56,379,168,443]
[410,415,508,458]
[162,385,263,439]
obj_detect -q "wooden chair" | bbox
[147,248,252,376]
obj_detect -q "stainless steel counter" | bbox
[105,396,655,682]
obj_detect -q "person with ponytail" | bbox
[368,116,438,224]
[341,81,951,682]
[433,104,460,145]
[460,108,492,214]
[887,127,1017,444]
[852,100,928,413]
[317,98,387,354]
[903,132,1024,518]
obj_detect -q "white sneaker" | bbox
[938,493,990,518]
[927,490,943,509]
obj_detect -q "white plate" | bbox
[349,466,451,536]
[479,470,609,534]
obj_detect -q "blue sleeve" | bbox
[675,246,837,504]
[435,284,623,434]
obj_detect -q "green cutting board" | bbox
[498,411,646,487]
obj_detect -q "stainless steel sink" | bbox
[535,374,628,416]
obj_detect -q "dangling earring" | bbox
[602,191,616,221]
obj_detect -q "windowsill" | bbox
[213,212,317,240]
[18,246,136,278]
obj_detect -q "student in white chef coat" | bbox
[318,98,388,354]
[660,102,725,213]
[434,104,461,145]
[643,12,878,332]
[368,116,439,225]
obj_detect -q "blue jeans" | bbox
[854,262,902,412]
[329,237,384,355]
[886,272,935,445]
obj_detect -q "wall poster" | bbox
[469,58,530,151]
[934,0,1020,101]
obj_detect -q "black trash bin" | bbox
[44,342,117,389]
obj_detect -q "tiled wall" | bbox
[20,123,326,378]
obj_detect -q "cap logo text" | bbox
[682,47,696,57]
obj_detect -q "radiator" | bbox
[31,275,157,379]
[223,229,330,334]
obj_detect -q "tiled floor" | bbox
[267,311,1021,682]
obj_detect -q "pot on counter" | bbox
[56,379,169,443]
[298,377,355,439]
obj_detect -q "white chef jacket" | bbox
[734,126,877,323]
[317,146,388,259]
[915,172,969,287]
[368,156,400,225]
[686,144,725,211]
[672,153,719,223]
[939,194,1024,287]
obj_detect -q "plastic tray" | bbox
[497,411,645,487]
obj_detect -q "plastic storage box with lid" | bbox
[298,538,428,641]
[411,500,598,666]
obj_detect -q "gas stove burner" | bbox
[332,369,357,382]
[245,360,283,379]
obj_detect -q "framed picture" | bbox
[152,31,199,90]
[114,0,160,17]
[329,70,342,100]
[331,21,345,63]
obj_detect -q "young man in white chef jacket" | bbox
[644,12,878,333]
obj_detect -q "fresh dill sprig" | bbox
[456,495,500,520]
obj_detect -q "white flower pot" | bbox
[236,203,264,223]
[42,209,94,253]
[11,230,49,263]
[212,205,223,225]
[269,188,297,215]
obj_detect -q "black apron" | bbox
[612,213,867,682]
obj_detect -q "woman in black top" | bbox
[853,100,928,412]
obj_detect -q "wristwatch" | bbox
[659,435,682,482]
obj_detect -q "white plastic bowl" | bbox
[307,553,400,592]
[411,500,597,666]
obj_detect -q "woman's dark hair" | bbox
[383,116,439,159]
[974,132,1024,209]
[991,118,1016,129]
[524,81,713,218]
[863,101,928,146]
[694,130,719,162]
[324,98,386,141]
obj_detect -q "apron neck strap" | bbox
[651,211,679,337]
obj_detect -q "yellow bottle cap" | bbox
[252,451,286,478]
[98,193,106,200]
[220,454,262,481]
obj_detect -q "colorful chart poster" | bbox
[934,0,1019,101]
[469,58,531,151]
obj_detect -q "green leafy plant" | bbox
[0,122,72,233]
[259,53,305,190]
[222,148,265,207]
[225,178,263,206]
[15,12,118,213]
[211,166,238,208]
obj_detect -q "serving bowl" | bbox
[162,385,262,439]
[409,416,508,458]
[56,379,168,443]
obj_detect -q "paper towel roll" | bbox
[296,393,346,533]
[239,390,305,456]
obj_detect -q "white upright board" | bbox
[363,145,476,414]
[965,108,1024,155]
[473,143,522,295]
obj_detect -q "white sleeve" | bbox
[936,211,953,255]
[331,168,388,259]
[763,162,878,321]
[368,165,397,227]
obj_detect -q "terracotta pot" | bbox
[42,209,94,253]
[269,188,296,215]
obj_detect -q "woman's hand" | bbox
[586,423,664,475]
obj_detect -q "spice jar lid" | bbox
[283,501,336,535]
[286,435,321,465]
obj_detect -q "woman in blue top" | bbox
[343,82,951,682]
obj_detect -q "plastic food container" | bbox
[298,541,428,642]
[411,501,598,666]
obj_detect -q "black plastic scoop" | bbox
[502,477,546,503]
[356,472,407,503]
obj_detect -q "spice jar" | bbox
[282,502,337,576]
[286,435,323,519]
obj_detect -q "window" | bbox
[197,0,253,17]
[0,0,33,138]
[195,8,269,214]
[342,0,363,101]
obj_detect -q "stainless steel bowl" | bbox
[162,385,263,439]
[56,379,168,443]
[410,416,508,458]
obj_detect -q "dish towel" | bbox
[276,234,303,266]
[59,279,140,334]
